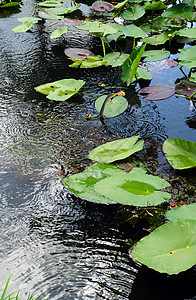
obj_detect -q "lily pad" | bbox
[94,167,170,206]
[131,220,196,274]
[88,136,144,163]
[37,0,64,7]
[64,48,94,60]
[76,21,117,37]
[50,26,68,39]
[166,203,196,222]
[12,17,41,32]
[63,18,85,25]
[44,5,79,15]
[143,32,169,45]
[38,10,63,19]
[35,78,85,101]
[91,1,114,11]
[178,45,196,69]
[103,52,129,67]
[138,86,175,100]
[175,80,196,99]
[177,27,196,39]
[143,50,170,62]
[62,163,120,204]
[95,94,128,118]
[123,24,146,38]
[163,138,196,169]
[122,4,145,21]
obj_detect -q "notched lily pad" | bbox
[64,48,95,60]
[92,1,114,11]
[138,85,175,100]
[175,80,196,99]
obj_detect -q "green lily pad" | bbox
[163,138,196,169]
[123,24,146,38]
[143,32,169,45]
[145,1,167,10]
[177,28,196,39]
[143,50,170,62]
[162,3,195,21]
[136,67,152,81]
[76,21,117,37]
[50,26,68,39]
[62,163,120,204]
[95,94,128,118]
[103,52,129,67]
[166,203,196,222]
[122,4,145,21]
[37,0,64,7]
[131,220,196,274]
[44,5,79,15]
[88,136,144,163]
[35,78,85,101]
[94,167,170,206]
[178,45,196,69]
[12,17,41,32]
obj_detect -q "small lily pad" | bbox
[95,94,128,118]
[64,48,94,60]
[88,136,144,163]
[92,1,114,11]
[138,86,175,100]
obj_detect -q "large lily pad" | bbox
[138,86,175,100]
[166,203,196,222]
[35,78,85,101]
[94,167,170,206]
[95,94,128,118]
[131,220,196,274]
[88,136,144,163]
[163,138,196,169]
[122,4,145,21]
[123,24,146,38]
[62,163,120,204]
[91,1,114,11]
[64,48,94,60]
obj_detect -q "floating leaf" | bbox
[123,24,146,38]
[63,18,85,25]
[12,17,41,32]
[166,203,196,222]
[44,5,79,15]
[95,94,128,118]
[136,67,152,81]
[37,0,64,7]
[131,220,196,274]
[143,50,170,62]
[103,52,129,67]
[166,59,178,68]
[76,21,117,37]
[80,56,104,68]
[143,32,169,45]
[38,10,63,19]
[178,45,196,69]
[138,86,175,100]
[91,1,114,11]
[35,78,85,101]
[50,26,68,39]
[122,4,145,21]
[177,27,196,39]
[175,79,196,99]
[64,48,94,59]
[94,167,170,206]
[62,163,120,204]
[163,138,196,169]
[88,136,144,163]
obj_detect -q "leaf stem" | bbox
[100,37,106,56]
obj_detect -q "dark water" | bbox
[0,1,196,299]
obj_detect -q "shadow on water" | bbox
[0,0,196,299]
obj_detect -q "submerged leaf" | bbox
[94,167,170,206]
[163,138,196,169]
[138,85,175,100]
[91,1,114,11]
[131,220,196,274]
[64,48,94,59]
[88,136,144,163]
[35,78,85,101]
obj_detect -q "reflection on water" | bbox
[0,1,196,299]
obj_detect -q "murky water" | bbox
[0,1,196,299]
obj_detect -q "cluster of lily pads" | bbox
[10,0,196,275]
[62,135,196,275]
[11,0,196,104]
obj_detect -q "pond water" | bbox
[0,1,196,299]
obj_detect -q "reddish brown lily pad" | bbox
[138,86,175,100]
[92,1,114,11]
[64,48,95,60]
[175,80,196,99]
[166,59,178,68]
[63,19,85,26]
